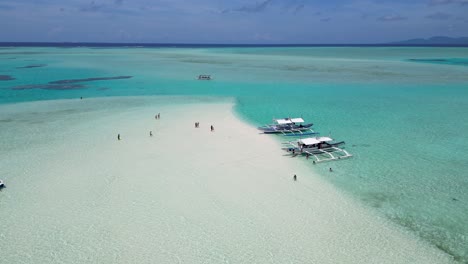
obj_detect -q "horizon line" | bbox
[1,41,467,47]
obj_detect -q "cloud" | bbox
[80,1,105,12]
[253,32,275,41]
[223,0,273,13]
[455,16,468,22]
[428,0,468,5]
[425,12,451,19]
[279,1,307,14]
[238,0,273,12]
[377,15,407,22]
[0,4,15,10]
[76,0,139,16]
[429,0,455,5]
[293,4,305,14]
[48,26,65,36]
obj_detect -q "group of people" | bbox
[194,122,215,132]
[118,113,217,140]
[117,113,160,140]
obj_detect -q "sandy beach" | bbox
[0,96,453,263]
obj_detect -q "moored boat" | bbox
[198,74,212,80]
[258,117,316,136]
[0,179,4,189]
[283,136,352,162]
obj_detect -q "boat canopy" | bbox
[318,136,333,142]
[274,117,304,124]
[300,137,333,145]
[276,119,293,125]
[290,118,304,123]
[300,138,321,145]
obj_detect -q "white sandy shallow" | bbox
[0,96,453,263]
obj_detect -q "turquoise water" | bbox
[1,46,468,262]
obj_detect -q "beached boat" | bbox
[283,136,352,162]
[198,75,212,80]
[0,179,4,189]
[258,117,316,136]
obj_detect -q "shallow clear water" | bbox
[1,46,468,261]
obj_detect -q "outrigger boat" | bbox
[258,117,316,136]
[198,74,212,80]
[283,136,352,163]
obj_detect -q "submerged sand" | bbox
[0,97,453,263]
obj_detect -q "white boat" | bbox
[283,136,352,162]
[198,75,212,80]
[258,117,316,136]
[0,179,4,188]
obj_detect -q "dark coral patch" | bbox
[12,84,86,90]
[408,58,468,66]
[50,76,132,84]
[16,64,47,69]
[11,75,131,91]
[0,75,15,81]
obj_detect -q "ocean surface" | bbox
[1,45,468,262]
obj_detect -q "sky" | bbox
[0,0,467,44]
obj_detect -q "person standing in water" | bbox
[150,131,153,137]
[210,125,214,132]
[293,174,297,181]
[118,134,121,140]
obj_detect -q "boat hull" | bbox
[258,123,313,133]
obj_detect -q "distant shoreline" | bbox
[1,42,468,48]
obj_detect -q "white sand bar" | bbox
[0,97,453,263]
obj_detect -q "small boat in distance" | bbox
[258,117,316,136]
[0,179,4,189]
[283,136,352,163]
[198,75,212,80]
